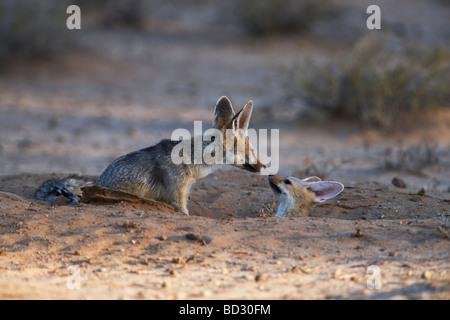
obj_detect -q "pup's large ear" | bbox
[302,176,322,183]
[231,100,253,133]
[213,96,235,129]
[307,181,344,202]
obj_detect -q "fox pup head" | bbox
[269,175,344,217]
[213,96,265,173]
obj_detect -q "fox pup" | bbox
[268,175,344,217]
[37,96,265,214]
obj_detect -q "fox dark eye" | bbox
[284,179,292,185]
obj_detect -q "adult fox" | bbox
[37,96,265,214]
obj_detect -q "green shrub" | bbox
[380,143,445,171]
[74,0,145,29]
[235,0,333,36]
[298,35,450,128]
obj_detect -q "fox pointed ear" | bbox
[213,96,235,129]
[232,100,253,132]
[307,181,344,203]
[302,176,322,183]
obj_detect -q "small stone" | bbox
[255,274,266,282]
[422,271,432,280]
[185,233,213,245]
[417,188,426,196]
[186,233,200,241]
[169,269,178,277]
[171,257,186,265]
[392,177,407,188]
[353,227,363,238]
[388,251,398,257]
[334,269,342,278]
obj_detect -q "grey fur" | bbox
[95,139,216,213]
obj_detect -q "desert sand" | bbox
[0,0,449,299]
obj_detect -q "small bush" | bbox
[297,35,450,128]
[0,0,72,65]
[235,0,333,36]
[74,0,145,29]
[380,143,446,171]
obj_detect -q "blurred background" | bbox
[0,0,449,195]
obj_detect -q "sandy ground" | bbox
[0,1,449,299]
[0,169,449,299]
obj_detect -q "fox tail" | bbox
[36,175,94,205]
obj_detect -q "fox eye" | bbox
[284,179,292,185]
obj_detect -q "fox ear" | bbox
[232,100,253,132]
[213,96,235,129]
[307,181,344,203]
[302,176,322,183]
